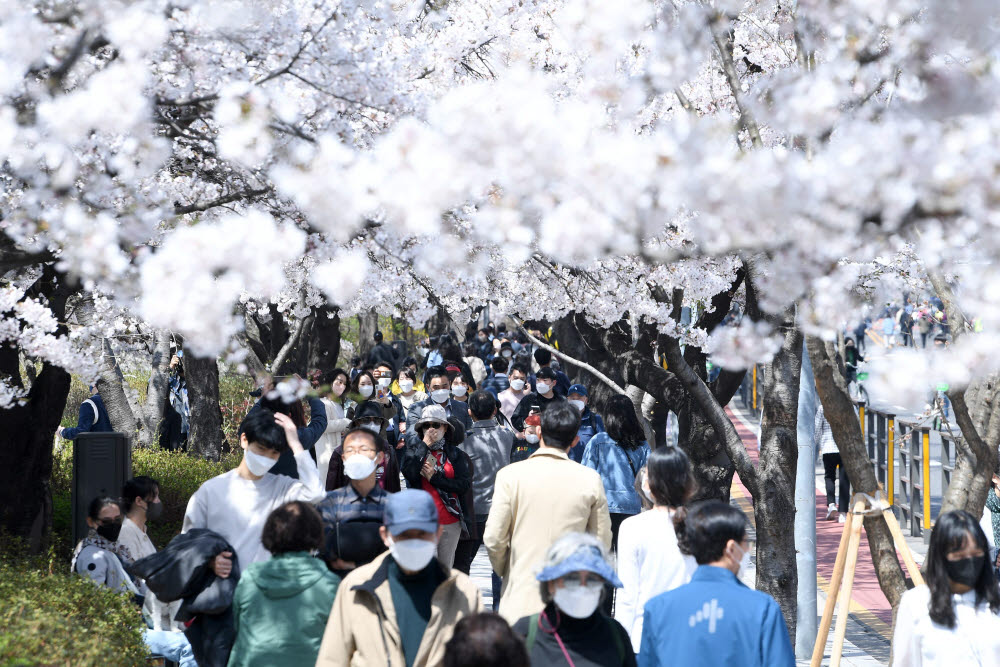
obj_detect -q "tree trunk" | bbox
[184,351,225,460]
[0,267,72,550]
[755,324,802,640]
[807,335,908,607]
[135,330,171,448]
[308,306,341,374]
[357,309,379,360]
[97,337,142,438]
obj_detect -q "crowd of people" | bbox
[65,323,1000,666]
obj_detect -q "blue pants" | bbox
[145,630,196,667]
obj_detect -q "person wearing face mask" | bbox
[404,366,474,448]
[892,510,1000,666]
[401,405,473,569]
[391,357,424,394]
[394,366,427,420]
[73,496,197,667]
[182,409,325,572]
[510,413,542,463]
[118,476,183,632]
[316,489,482,667]
[373,361,405,443]
[451,372,471,404]
[498,363,530,422]
[314,369,355,488]
[510,366,562,433]
[512,533,636,667]
[352,369,398,426]
[529,348,571,398]
[326,401,402,492]
[638,500,794,667]
[566,384,606,464]
[317,428,392,575]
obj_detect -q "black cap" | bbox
[374,331,383,342]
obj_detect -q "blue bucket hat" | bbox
[536,544,623,588]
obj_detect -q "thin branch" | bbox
[510,315,627,396]
[173,188,270,215]
[708,12,763,149]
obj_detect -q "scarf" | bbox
[71,529,134,572]
[427,441,462,520]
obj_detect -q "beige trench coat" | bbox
[483,446,612,623]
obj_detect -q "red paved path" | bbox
[727,407,893,634]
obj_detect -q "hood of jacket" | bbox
[245,552,326,599]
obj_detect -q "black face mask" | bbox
[146,500,164,522]
[944,555,985,588]
[96,520,123,542]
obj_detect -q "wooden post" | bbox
[830,500,867,666]
[883,508,924,586]
[810,508,855,667]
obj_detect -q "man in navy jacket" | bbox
[59,380,113,439]
[638,501,794,667]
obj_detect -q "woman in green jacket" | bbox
[228,501,340,667]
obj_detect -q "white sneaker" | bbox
[838,514,847,523]
[826,504,838,521]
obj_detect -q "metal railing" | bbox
[896,420,932,539]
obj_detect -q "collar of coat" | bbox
[351,550,457,596]
[528,447,570,461]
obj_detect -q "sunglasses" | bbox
[425,422,446,429]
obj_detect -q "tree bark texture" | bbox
[357,309,379,360]
[807,335,907,608]
[306,305,341,376]
[136,330,171,448]
[184,350,226,460]
[755,324,802,640]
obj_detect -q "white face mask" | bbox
[244,449,277,476]
[568,399,585,412]
[502,350,512,358]
[451,384,468,398]
[359,384,374,398]
[377,377,391,389]
[525,432,540,444]
[343,453,378,480]
[431,389,451,404]
[389,537,437,572]
[399,379,414,393]
[536,382,552,395]
[361,422,382,434]
[510,379,526,391]
[553,582,603,619]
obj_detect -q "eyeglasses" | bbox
[344,447,377,455]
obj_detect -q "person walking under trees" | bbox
[316,489,482,666]
[227,501,339,667]
[816,403,850,523]
[401,404,472,569]
[638,500,794,667]
[892,510,1000,665]
[615,447,697,653]
[484,401,612,623]
[581,394,651,551]
[512,532,636,667]
[314,368,353,488]
[58,378,112,440]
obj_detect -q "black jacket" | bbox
[404,398,473,448]
[401,440,474,536]
[510,392,562,432]
[129,528,239,667]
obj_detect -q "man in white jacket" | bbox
[182,408,325,577]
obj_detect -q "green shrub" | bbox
[51,445,241,558]
[0,551,148,667]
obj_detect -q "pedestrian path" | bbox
[728,405,905,666]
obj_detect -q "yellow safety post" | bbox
[858,404,865,444]
[922,429,931,531]
[887,418,895,503]
[752,366,758,411]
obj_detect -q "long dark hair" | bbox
[924,510,1000,628]
[603,394,646,450]
[647,447,694,508]
[321,368,350,404]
